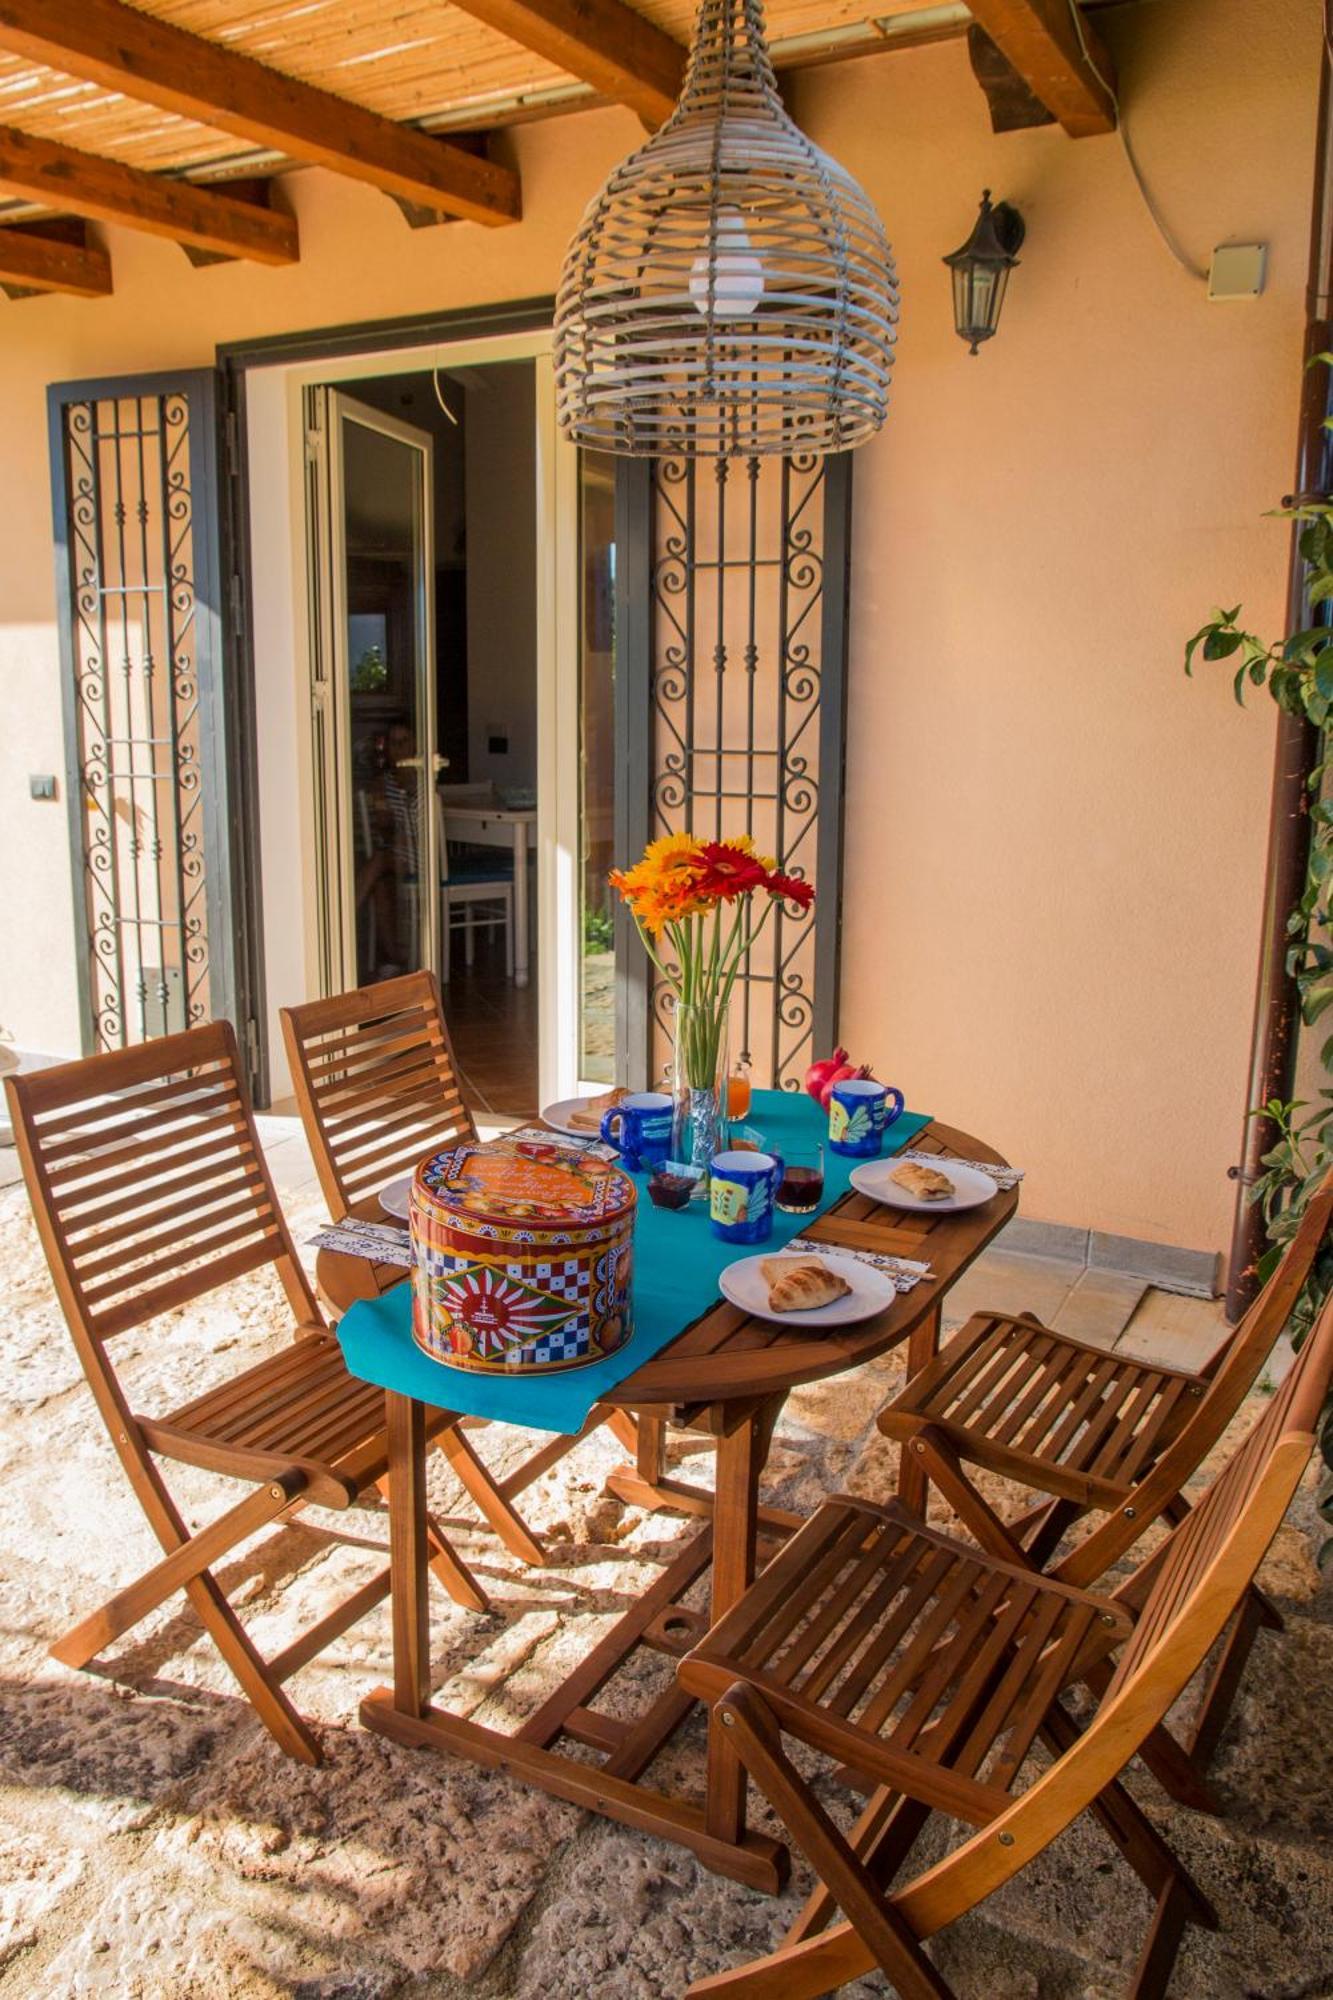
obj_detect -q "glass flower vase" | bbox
[667,1000,729,1196]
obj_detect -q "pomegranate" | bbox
[804,1049,873,1108]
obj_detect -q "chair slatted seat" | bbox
[889,1310,1204,1508]
[6,1022,488,1767]
[686,1500,1133,1826]
[881,1172,1333,1586]
[676,1285,1333,2000]
[282,973,637,1567]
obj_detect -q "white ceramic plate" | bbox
[540,1096,611,1140]
[849,1156,998,1214]
[378,1174,414,1220]
[719,1250,895,1329]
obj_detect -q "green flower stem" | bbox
[628,889,792,1093]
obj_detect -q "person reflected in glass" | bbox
[354,718,420,978]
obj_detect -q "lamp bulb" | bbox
[689,210,764,319]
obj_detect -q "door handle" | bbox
[394,753,452,772]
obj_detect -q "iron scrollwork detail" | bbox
[647,445,830,1092]
[61,391,211,1052]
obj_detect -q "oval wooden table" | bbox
[318,1119,1017,1892]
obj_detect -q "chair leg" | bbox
[182,1570,324,1764]
[1079,1656,1225,1814]
[1131,1881,1197,2000]
[425,1510,490,1611]
[905,1428,1033,1566]
[1020,1496,1082,1569]
[785,1787,932,1947]
[53,1450,322,1765]
[504,885,514,979]
[703,1683,957,2000]
[434,1427,546,1566]
[51,1472,302,1669]
[1040,1703,1218,1937]
[374,1472,490,1612]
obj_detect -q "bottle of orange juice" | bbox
[727,1055,752,1120]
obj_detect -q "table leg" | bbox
[897,1300,943,1516]
[387,1392,430,1718]
[705,1397,781,1845]
[513,820,529,987]
[636,1413,666,1485]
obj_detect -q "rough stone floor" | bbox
[1,1121,1330,1999]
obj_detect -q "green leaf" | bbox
[1202,627,1243,661]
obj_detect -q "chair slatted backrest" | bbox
[281,971,475,1222]
[894,1285,1333,1944]
[5,1022,319,1362]
[1056,1164,1333,1586]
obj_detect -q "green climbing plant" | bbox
[1186,364,1333,1490]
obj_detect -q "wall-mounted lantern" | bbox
[944,190,1025,354]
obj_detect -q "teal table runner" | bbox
[336,1090,931,1435]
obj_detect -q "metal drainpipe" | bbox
[1226,43,1333,1320]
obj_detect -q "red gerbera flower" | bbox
[764,869,815,911]
[691,841,771,901]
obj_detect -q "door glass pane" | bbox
[341,414,429,987]
[578,452,617,1084]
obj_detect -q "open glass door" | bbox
[576,453,617,1089]
[307,388,439,993]
[536,359,620,1110]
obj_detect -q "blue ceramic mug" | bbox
[828,1077,905,1158]
[709,1149,783,1245]
[600,1091,672,1172]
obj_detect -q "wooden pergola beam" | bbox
[0,0,521,227]
[0,217,110,297]
[446,0,685,126]
[0,125,298,264]
[965,0,1116,136]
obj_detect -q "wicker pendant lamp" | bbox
[554,0,899,458]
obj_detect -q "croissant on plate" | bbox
[760,1256,853,1314]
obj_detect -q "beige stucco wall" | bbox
[0,0,1315,1254]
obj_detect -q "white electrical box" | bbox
[1208,243,1267,301]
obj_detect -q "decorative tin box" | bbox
[409,1135,637,1374]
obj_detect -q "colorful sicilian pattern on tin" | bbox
[409,1135,636,1374]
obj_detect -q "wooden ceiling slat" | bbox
[0,0,523,223]
[0,122,298,259]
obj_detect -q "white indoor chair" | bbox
[435,791,514,981]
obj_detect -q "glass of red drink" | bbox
[776,1144,825,1215]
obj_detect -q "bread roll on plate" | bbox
[889,1161,955,1202]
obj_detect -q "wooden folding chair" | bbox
[870,1168,1333,1806]
[676,1285,1333,2000]
[6,1022,488,1767]
[281,972,637,1567]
